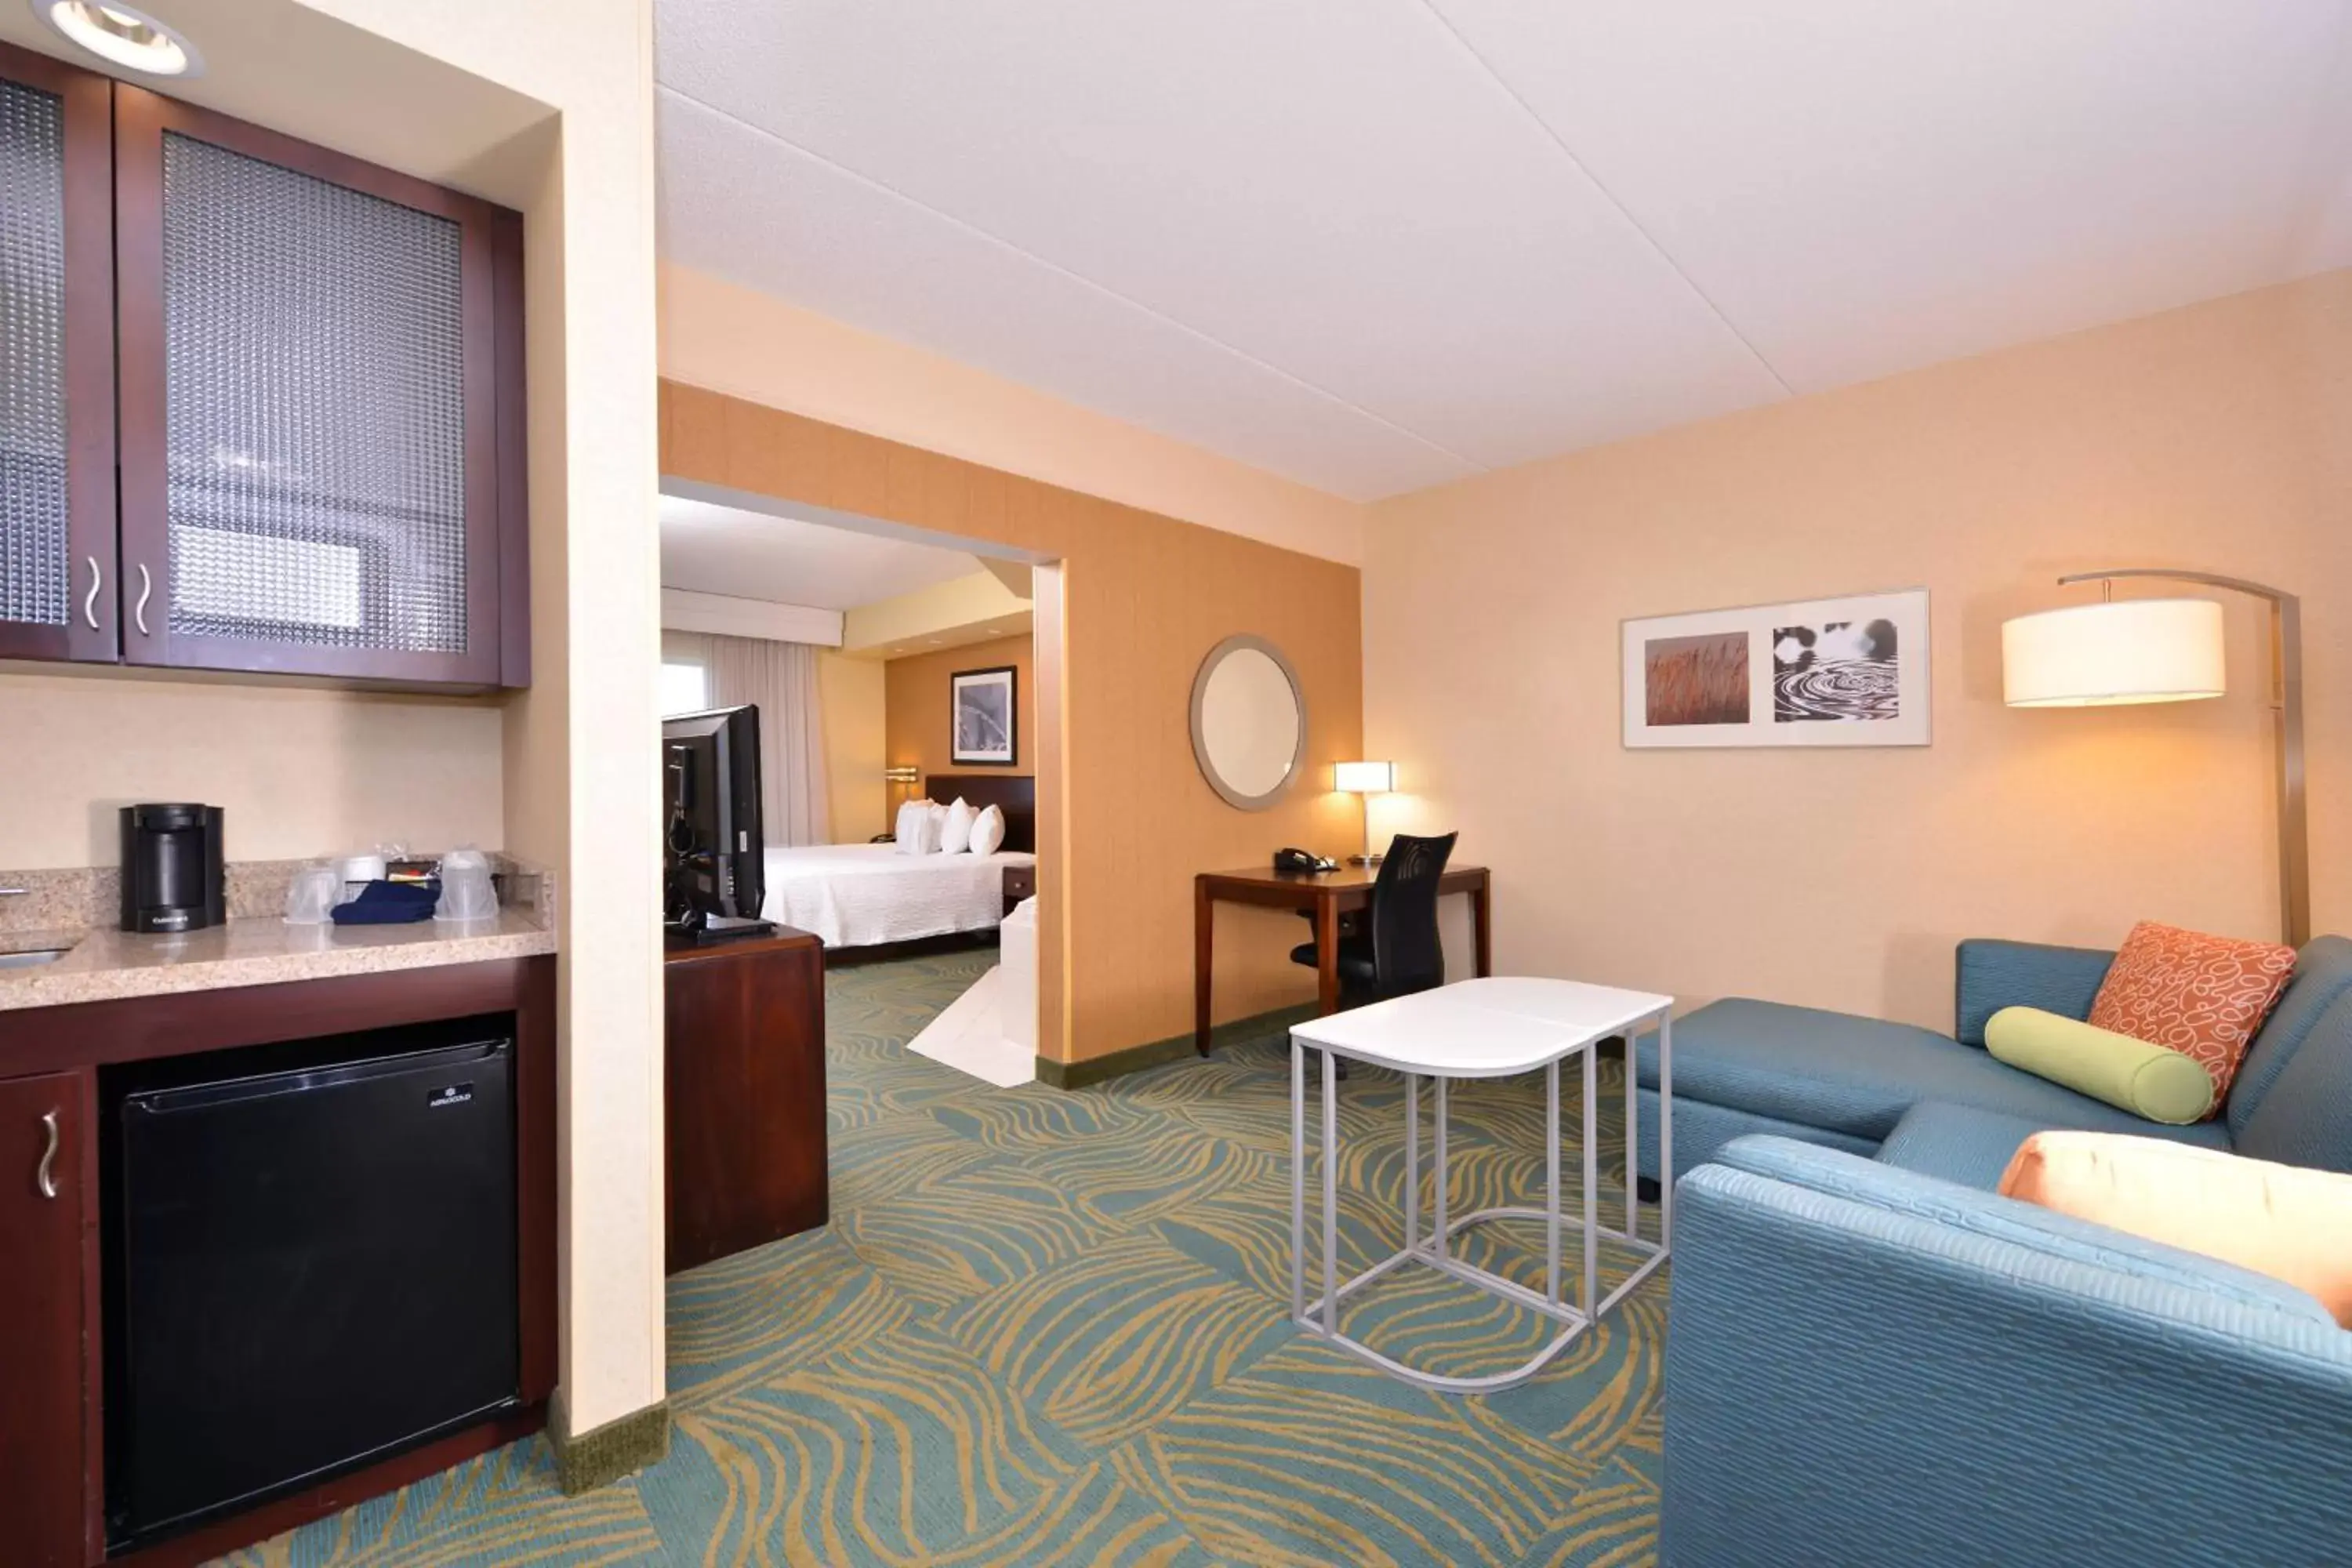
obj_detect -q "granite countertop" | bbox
[0,908,555,1013]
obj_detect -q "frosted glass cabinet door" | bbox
[0,44,115,665]
[113,85,524,688]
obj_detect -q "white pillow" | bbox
[894,798,935,855]
[970,803,1007,856]
[940,797,976,855]
[926,801,949,854]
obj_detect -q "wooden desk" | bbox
[1193,863,1492,1054]
[664,928,827,1272]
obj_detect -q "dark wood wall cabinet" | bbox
[0,42,528,691]
[0,956,557,1567]
[665,929,829,1273]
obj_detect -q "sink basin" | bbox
[0,948,69,970]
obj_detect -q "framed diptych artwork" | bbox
[1622,589,1931,748]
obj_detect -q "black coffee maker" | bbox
[120,804,225,934]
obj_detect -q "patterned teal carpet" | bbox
[215,953,1668,1566]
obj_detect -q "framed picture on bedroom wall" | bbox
[950,665,1019,765]
[1621,588,1931,748]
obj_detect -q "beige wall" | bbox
[0,669,503,869]
[886,633,1036,782]
[843,570,1029,654]
[662,383,1365,1061]
[300,0,666,1442]
[1367,269,2352,1031]
[659,263,1366,567]
[818,651,887,842]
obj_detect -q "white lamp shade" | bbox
[2002,598,2227,707]
[1334,760,1395,793]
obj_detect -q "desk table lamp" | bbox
[1336,760,1395,866]
[2002,568,2306,946]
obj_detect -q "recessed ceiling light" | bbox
[34,1,201,77]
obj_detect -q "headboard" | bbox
[925,774,1037,855]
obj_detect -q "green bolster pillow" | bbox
[1985,1006,2214,1125]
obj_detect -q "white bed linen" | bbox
[761,843,1035,949]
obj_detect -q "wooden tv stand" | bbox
[662,927,829,1272]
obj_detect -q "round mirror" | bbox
[1190,635,1308,811]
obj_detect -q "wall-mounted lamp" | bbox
[1335,760,1395,866]
[884,764,920,815]
[2002,569,2307,946]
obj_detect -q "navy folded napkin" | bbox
[330,879,441,925]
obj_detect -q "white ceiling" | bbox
[658,495,980,609]
[654,2,2352,503]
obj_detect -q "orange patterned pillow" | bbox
[2087,922,2296,1117]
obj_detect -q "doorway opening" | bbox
[655,477,1068,1081]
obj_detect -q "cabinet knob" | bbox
[135,564,154,637]
[82,557,102,631]
[36,1109,59,1200]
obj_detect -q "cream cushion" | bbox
[2000,1131,2352,1327]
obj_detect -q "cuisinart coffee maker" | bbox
[120,804,225,934]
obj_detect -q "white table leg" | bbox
[1624,1024,1639,1243]
[1322,1044,1338,1336]
[1290,1037,1305,1325]
[1404,1072,1419,1255]
[1582,1039,1598,1323]
[1544,1056,1560,1306]
[1660,1011,1674,1249]
[1433,1075,1450,1261]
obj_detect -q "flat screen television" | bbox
[662,705,770,938]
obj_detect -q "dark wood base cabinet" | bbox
[0,1068,95,1567]
[0,956,555,1566]
[665,929,829,1273]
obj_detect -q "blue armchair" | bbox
[1661,1135,2352,1565]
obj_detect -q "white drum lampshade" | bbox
[2002,598,2227,707]
[1335,760,1395,864]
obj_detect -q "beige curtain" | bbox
[694,633,833,848]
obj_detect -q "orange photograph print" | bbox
[1644,631,1750,727]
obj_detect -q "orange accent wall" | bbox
[1367,268,2352,1031]
[886,633,1037,799]
[659,382,1364,1063]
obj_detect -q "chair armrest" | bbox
[1663,1157,2352,1567]
[1955,938,2114,1046]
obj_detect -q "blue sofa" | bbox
[1635,935,2352,1189]
[1647,936,2352,1564]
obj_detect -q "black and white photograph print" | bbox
[1623,588,1929,749]
[1773,617,1901,723]
[950,665,1018,765]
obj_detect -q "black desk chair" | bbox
[1289,833,1457,1074]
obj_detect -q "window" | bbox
[659,659,707,716]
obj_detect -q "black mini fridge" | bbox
[106,1022,519,1550]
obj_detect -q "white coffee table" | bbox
[1288,976,1674,1393]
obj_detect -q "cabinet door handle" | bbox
[82,556,102,630]
[135,563,154,637]
[36,1109,59,1200]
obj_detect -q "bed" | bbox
[760,775,1036,950]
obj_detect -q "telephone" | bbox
[1273,847,1339,874]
